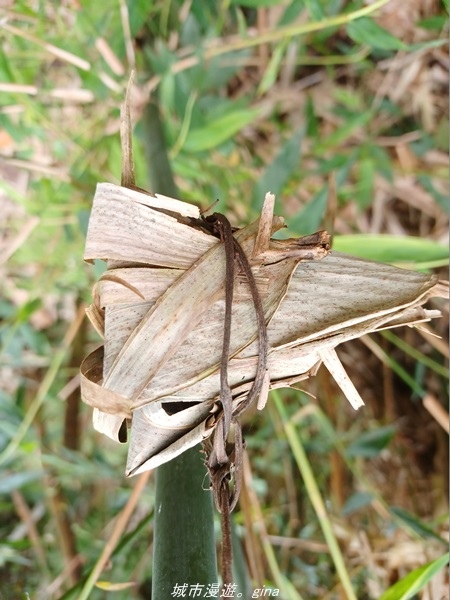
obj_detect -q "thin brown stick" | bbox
[46,477,83,584]
[11,490,48,574]
[205,214,235,460]
[120,70,136,189]
[423,394,449,433]
[77,470,152,600]
[219,481,233,587]
[232,236,268,416]
[204,212,269,588]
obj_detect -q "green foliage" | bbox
[252,128,303,210]
[379,553,449,600]
[183,107,261,152]
[342,491,375,515]
[389,507,448,546]
[0,470,43,495]
[347,18,408,50]
[333,234,449,266]
[345,424,396,458]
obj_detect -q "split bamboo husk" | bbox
[80,182,448,476]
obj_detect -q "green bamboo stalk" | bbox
[141,94,218,598]
[152,446,217,597]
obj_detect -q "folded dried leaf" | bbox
[80,183,448,476]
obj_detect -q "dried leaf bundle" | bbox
[81,183,447,476]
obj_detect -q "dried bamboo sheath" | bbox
[80,183,447,476]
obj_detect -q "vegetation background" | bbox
[0,0,448,599]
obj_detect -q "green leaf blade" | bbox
[252,128,303,209]
[346,425,396,458]
[347,18,407,51]
[333,234,449,266]
[183,108,260,152]
[379,553,449,600]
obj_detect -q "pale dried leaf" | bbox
[319,348,365,410]
[126,404,213,475]
[84,183,209,268]
[103,258,298,406]
[80,184,448,471]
